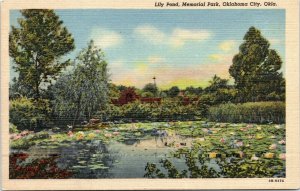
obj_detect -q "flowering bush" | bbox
[9,153,72,179]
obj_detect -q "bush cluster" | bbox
[104,99,202,122]
[9,97,51,131]
[208,102,285,124]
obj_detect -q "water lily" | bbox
[247,135,254,139]
[202,128,209,133]
[209,152,217,158]
[269,144,277,150]
[67,131,73,137]
[75,131,85,140]
[238,151,244,158]
[278,140,286,145]
[198,137,205,142]
[256,126,262,130]
[94,130,101,134]
[131,124,137,130]
[251,154,259,161]
[279,153,286,160]
[104,133,112,138]
[255,134,264,140]
[240,127,247,132]
[220,137,226,144]
[220,123,226,128]
[264,152,274,159]
[87,133,96,139]
[236,141,243,147]
[113,131,120,136]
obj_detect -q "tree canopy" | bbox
[229,26,285,102]
[142,83,158,96]
[52,40,109,124]
[9,9,75,99]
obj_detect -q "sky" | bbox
[10,9,285,89]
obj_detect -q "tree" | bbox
[9,9,75,99]
[142,83,158,96]
[229,26,285,102]
[185,86,203,96]
[52,40,109,125]
[168,86,180,98]
[205,75,228,93]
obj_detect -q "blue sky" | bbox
[10,9,285,89]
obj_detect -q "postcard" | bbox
[1,0,299,190]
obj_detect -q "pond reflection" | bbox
[10,135,193,178]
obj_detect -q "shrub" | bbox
[106,99,202,122]
[9,123,19,134]
[208,102,285,124]
[10,131,50,149]
[9,97,51,131]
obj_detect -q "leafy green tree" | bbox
[229,26,285,102]
[168,86,180,98]
[9,9,75,99]
[205,75,228,93]
[142,83,158,96]
[141,92,154,98]
[109,83,121,99]
[185,86,203,96]
[52,40,109,125]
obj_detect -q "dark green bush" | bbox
[9,97,51,131]
[106,99,202,122]
[208,102,285,124]
[9,123,19,134]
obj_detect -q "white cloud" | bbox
[134,25,212,48]
[218,40,236,52]
[90,28,123,49]
[134,25,165,44]
[169,28,211,48]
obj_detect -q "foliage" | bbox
[9,123,19,134]
[9,120,285,178]
[229,27,285,102]
[141,91,154,98]
[185,86,203,96]
[205,75,229,93]
[142,83,158,96]
[107,99,201,121]
[144,145,285,178]
[208,102,285,123]
[9,9,75,99]
[52,40,110,125]
[108,83,121,99]
[10,153,72,178]
[10,97,51,131]
[167,86,180,97]
[10,131,50,149]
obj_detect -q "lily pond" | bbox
[9,121,286,178]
